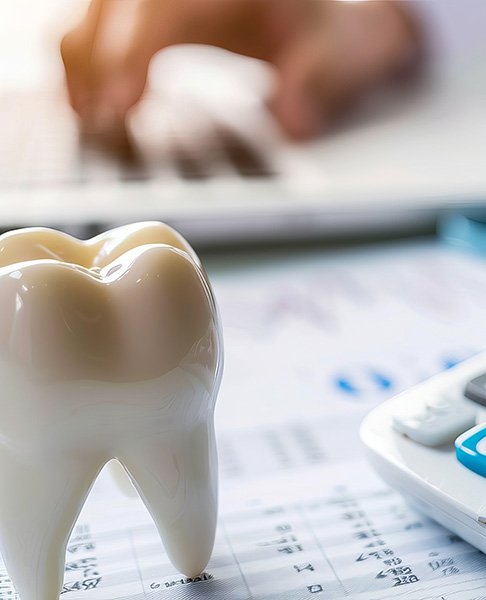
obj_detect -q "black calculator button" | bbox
[465,373,486,406]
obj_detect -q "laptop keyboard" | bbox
[0,89,277,190]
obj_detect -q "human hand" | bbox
[61,0,420,139]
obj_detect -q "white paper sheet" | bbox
[3,240,486,599]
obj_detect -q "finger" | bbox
[271,1,422,139]
[88,0,149,117]
[61,0,156,129]
[270,36,329,140]
[60,0,107,113]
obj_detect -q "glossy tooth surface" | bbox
[0,222,223,600]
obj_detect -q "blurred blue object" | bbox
[439,210,486,255]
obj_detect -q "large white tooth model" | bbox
[0,222,223,600]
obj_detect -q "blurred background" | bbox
[2,4,486,597]
[0,0,485,248]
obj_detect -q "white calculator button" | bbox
[411,409,434,423]
[426,395,453,410]
[393,401,477,447]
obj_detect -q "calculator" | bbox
[361,352,486,553]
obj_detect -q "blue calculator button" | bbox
[455,424,486,477]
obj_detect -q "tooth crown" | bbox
[0,245,215,382]
[0,222,215,383]
[0,223,223,600]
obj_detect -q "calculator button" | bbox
[455,424,486,477]
[465,373,486,406]
[426,395,454,410]
[393,400,476,447]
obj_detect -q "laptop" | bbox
[1,1,486,246]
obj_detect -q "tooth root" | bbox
[0,449,103,600]
[118,422,218,578]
